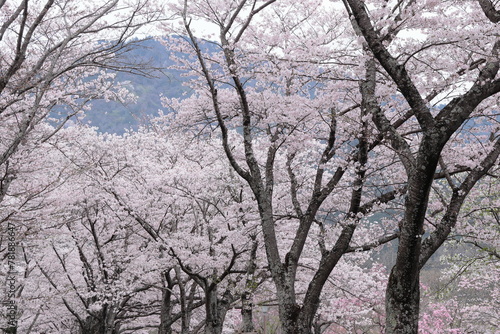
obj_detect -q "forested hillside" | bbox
[83,38,190,134]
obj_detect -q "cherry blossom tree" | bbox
[2,1,498,333]
[342,0,500,333]
[0,1,166,332]
[0,123,76,333]
[160,1,410,333]
[106,127,266,334]
[158,1,500,333]
[0,127,159,333]
[48,124,268,334]
[0,0,164,205]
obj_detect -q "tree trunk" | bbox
[240,238,258,333]
[80,305,117,334]
[204,286,233,334]
[385,146,440,334]
[275,274,301,334]
[385,267,420,334]
[4,325,17,334]
[159,270,175,334]
[81,314,104,334]
[104,305,116,334]
[159,290,173,334]
[240,291,254,332]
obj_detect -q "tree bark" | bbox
[159,270,175,334]
[240,238,259,333]
[385,148,440,334]
[204,286,234,334]
[78,302,118,334]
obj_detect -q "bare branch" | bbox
[420,138,500,268]
[345,232,400,253]
[182,0,251,183]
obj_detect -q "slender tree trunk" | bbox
[159,270,175,334]
[240,290,255,332]
[159,288,173,334]
[240,238,259,333]
[104,305,116,334]
[258,201,301,334]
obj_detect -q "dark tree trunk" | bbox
[385,269,420,334]
[4,326,16,334]
[384,138,442,334]
[204,287,233,334]
[159,287,173,334]
[240,238,259,333]
[159,270,175,334]
[80,305,117,334]
[240,290,255,333]
[81,314,105,334]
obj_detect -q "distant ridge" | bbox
[84,38,191,134]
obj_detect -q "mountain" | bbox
[83,38,192,134]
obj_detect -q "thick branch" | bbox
[419,138,500,268]
[182,1,251,183]
[344,0,434,131]
[478,0,500,23]
[345,232,400,253]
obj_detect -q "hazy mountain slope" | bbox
[83,38,191,134]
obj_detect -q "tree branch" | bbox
[477,0,500,23]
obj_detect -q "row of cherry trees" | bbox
[3,121,497,334]
[1,0,499,334]
[161,0,499,333]
[1,124,391,333]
